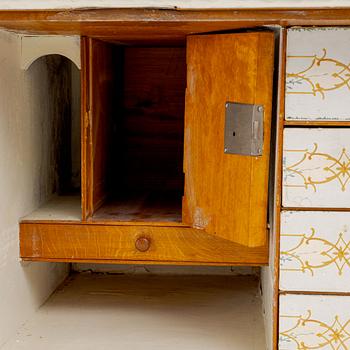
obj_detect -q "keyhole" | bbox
[232,131,236,137]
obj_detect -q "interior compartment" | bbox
[22,54,81,221]
[92,45,186,223]
[1,272,266,350]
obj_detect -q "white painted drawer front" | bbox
[286,27,350,121]
[279,294,350,350]
[283,128,350,208]
[280,211,350,292]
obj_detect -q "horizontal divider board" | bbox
[20,222,268,265]
[284,121,350,127]
[281,207,350,212]
[279,290,350,296]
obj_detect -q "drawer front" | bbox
[286,27,350,121]
[279,294,350,350]
[283,128,350,208]
[19,222,268,265]
[280,211,350,292]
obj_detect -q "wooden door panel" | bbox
[83,38,121,217]
[183,32,274,247]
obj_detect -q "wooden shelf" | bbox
[92,191,183,223]
[22,195,81,222]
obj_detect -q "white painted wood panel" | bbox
[22,195,81,221]
[279,294,350,350]
[20,35,81,70]
[282,128,350,208]
[0,29,68,347]
[280,211,350,292]
[285,27,350,121]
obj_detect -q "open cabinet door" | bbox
[183,32,274,248]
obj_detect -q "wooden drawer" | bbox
[280,211,350,293]
[19,222,268,266]
[286,27,350,121]
[283,128,350,208]
[279,294,350,349]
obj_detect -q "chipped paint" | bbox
[193,207,210,229]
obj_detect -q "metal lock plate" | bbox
[224,102,264,156]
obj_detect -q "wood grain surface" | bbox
[20,222,268,265]
[85,38,121,216]
[1,9,350,40]
[183,32,274,248]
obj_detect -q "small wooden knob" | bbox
[135,236,151,252]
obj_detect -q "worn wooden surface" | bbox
[81,37,89,220]
[92,191,183,223]
[183,32,274,248]
[85,38,120,216]
[20,222,268,265]
[2,9,350,40]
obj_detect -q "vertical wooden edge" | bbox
[273,27,287,350]
[88,38,118,216]
[80,36,91,221]
[248,31,275,248]
[87,37,94,219]
[88,37,96,217]
[80,35,87,221]
[181,35,193,228]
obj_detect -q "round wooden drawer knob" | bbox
[135,236,151,252]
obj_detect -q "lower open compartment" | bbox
[1,272,266,350]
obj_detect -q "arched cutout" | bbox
[22,53,82,220]
[21,35,81,70]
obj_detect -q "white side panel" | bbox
[279,294,350,350]
[283,128,350,208]
[280,211,350,292]
[0,29,68,347]
[285,27,350,121]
